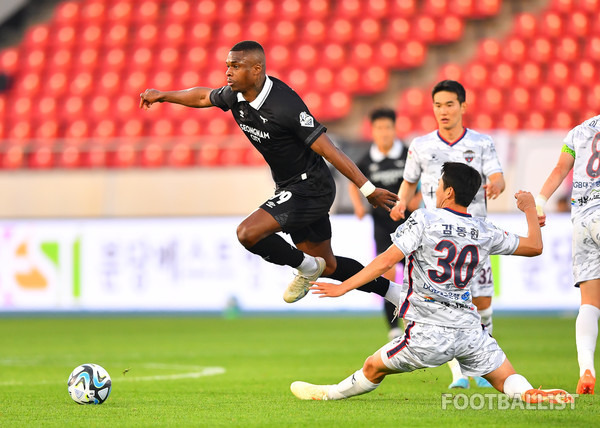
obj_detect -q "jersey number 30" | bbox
[428,241,479,288]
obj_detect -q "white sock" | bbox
[576,304,600,377]
[384,281,407,306]
[448,358,467,383]
[327,369,379,400]
[503,374,533,400]
[297,254,318,276]
[479,306,493,335]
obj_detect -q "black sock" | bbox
[246,234,304,267]
[328,256,390,297]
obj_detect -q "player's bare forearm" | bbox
[310,246,405,298]
[484,172,505,200]
[139,87,214,109]
[513,191,543,257]
[539,152,575,200]
[312,135,398,210]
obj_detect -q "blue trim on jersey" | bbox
[443,208,472,217]
[437,128,467,146]
[399,256,415,318]
[386,321,415,358]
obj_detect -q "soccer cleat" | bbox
[290,381,331,400]
[448,378,470,389]
[474,376,493,388]
[283,257,326,303]
[576,369,595,394]
[522,388,574,404]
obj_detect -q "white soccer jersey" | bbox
[391,208,520,329]
[404,129,503,218]
[564,114,600,219]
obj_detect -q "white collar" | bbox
[236,76,273,110]
[369,139,403,162]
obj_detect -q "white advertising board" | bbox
[0,214,580,312]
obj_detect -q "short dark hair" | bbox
[441,162,481,207]
[432,80,466,104]
[230,40,265,54]
[370,108,396,124]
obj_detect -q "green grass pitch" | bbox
[1,314,598,427]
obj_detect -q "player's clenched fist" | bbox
[514,191,535,213]
[139,89,163,109]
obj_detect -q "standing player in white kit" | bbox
[536,114,600,395]
[390,80,505,389]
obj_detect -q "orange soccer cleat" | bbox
[576,369,595,395]
[522,388,574,404]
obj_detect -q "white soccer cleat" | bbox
[283,257,326,303]
[290,381,331,400]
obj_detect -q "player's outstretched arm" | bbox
[139,87,215,110]
[311,245,405,298]
[311,135,398,211]
[483,172,505,200]
[390,180,418,220]
[535,151,575,226]
[512,191,543,257]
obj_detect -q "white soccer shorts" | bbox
[572,209,600,286]
[379,322,506,377]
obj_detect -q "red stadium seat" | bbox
[328,18,353,44]
[359,65,389,95]
[74,48,99,71]
[572,60,597,88]
[65,120,89,139]
[491,61,515,89]
[79,24,103,49]
[267,44,291,71]
[132,0,160,23]
[0,48,19,75]
[103,23,128,47]
[397,88,429,115]
[120,119,144,138]
[471,112,494,131]
[167,143,193,167]
[516,62,542,88]
[70,71,94,96]
[294,43,319,69]
[548,0,576,13]
[35,120,60,140]
[178,118,202,136]
[377,41,403,69]
[197,143,221,166]
[397,41,426,69]
[547,61,570,87]
[395,113,413,138]
[190,0,218,23]
[478,87,504,114]
[22,24,50,49]
[437,63,463,82]
[53,1,80,25]
[501,37,527,63]
[85,145,107,168]
[108,1,133,23]
[451,0,475,17]
[300,0,329,18]
[324,91,352,120]
[350,43,375,66]
[565,12,590,38]
[217,22,243,46]
[249,0,276,21]
[51,23,77,50]
[2,145,25,169]
[217,0,245,22]
[523,112,547,130]
[584,36,600,62]
[561,84,584,112]
[356,18,382,43]
[413,15,436,43]
[555,37,579,62]
[17,72,41,96]
[511,13,537,40]
[303,92,324,119]
[422,0,450,17]
[385,17,411,43]
[92,119,118,139]
[220,144,247,166]
[134,23,159,47]
[246,21,269,43]
[300,19,327,44]
[364,0,388,18]
[538,11,563,39]
[435,15,464,44]
[472,0,501,18]
[552,110,575,130]
[165,0,191,23]
[463,62,489,89]
[112,144,138,168]
[498,112,522,131]
[186,22,213,46]
[532,84,558,112]
[141,142,165,167]
[338,65,361,94]
[278,0,303,20]
[507,86,532,113]
[98,71,120,94]
[59,146,83,168]
[80,1,106,24]
[528,36,552,63]
[581,0,600,12]
[335,0,362,18]
[29,146,54,169]
[151,119,175,137]
[390,0,417,17]
[23,48,45,72]
[311,67,334,93]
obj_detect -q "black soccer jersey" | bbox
[210,76,331,189]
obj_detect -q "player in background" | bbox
[139,41,397,304]
[390,80,505,389]
[348,108,422,340]
[290,162,573,405]
[536,114,600,395]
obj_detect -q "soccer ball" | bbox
[67,363,112,405]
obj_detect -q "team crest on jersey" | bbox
[463,150,475,163]
[299,112,314,127]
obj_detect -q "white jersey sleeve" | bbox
[564,114,600,218]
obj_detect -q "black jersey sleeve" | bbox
[280,92,326,148]
[209,86,237,112]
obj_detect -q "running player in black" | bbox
[348,108,422,339]
[140,40,398,303]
